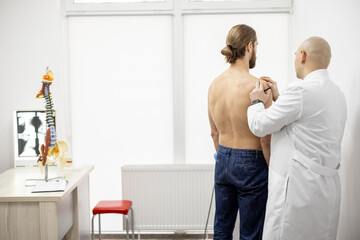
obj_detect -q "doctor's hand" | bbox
[261,76,279,101]
[249,79,271,104]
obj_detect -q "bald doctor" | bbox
[247,36,347,240]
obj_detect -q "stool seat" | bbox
[92,200,132,215]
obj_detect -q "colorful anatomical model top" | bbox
[36,67,72,172]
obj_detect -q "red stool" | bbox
[92,200,134,240]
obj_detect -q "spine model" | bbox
[36,67,72,172]
[44,93,56,147]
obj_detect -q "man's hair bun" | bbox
[221,45,234,59]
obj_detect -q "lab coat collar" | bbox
[304,69,329,81]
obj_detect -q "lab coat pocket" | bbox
[263,167,290,239]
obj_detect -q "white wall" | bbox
[292,0,360,239]
[0,0,67,173]
[0,0,359,238]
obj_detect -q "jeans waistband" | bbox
[218,145,263,157]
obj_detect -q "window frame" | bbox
[181,0,292,12]
[64,0,292,15]
[64,0,173,15]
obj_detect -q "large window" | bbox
[64,0,292,232]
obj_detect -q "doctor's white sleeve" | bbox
[247,85,303,137]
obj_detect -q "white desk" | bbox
[0,165,94,240]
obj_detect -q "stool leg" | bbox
[92,215,96,240]
[125,215,129,240]
[99,214,101,240]
[130,208,134,240]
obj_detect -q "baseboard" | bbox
[93,233,214,239]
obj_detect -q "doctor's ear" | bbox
[300,50,307,64]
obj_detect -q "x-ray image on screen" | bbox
[15,111,54,158]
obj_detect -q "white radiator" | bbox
[122,164,215,231]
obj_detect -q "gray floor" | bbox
[93,233,213,240]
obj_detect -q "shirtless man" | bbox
[208,24,271,240]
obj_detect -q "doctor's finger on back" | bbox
[261,76,279,101]
[256,79,263,89]
[250,79,269,103]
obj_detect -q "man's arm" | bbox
[260,80,272,165]
[208,95,219,153]
[260,135,271,166]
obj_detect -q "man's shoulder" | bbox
[209,72,227,92]
[208,76,220,94]
[209,71,256,94]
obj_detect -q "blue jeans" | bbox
[214,145,268,240]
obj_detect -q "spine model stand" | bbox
[36,67,72,173]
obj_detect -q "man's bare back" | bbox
[208,68,271,151]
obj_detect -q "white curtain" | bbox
[67,15,173,231]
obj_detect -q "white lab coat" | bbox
[247,69,347,240]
